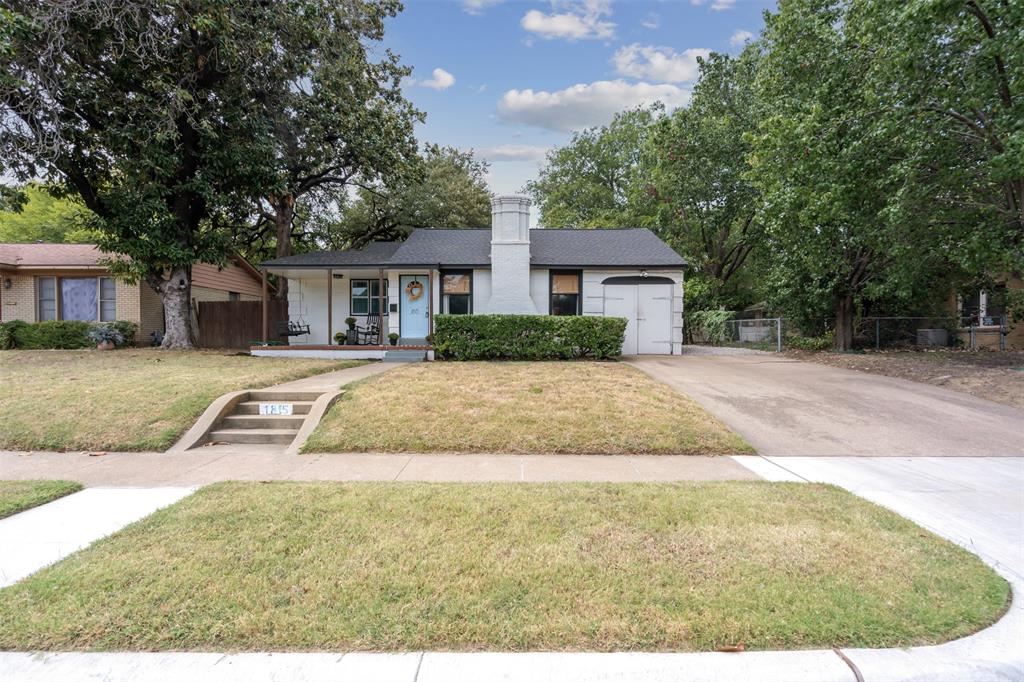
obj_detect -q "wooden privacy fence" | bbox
[197,300,287,349]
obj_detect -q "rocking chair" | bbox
[356,314,381,345]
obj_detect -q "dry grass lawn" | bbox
[0,481,1007,652]
[0,350,365,451]
[0,480,82,519]
[304,362,751,455]
[788,349,1024,410]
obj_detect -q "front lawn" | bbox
[0,482,1007,652]
[0,480,82,519]
[0,350,365,451]
[304,362,751,455]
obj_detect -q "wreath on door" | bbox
[405,280,424,301]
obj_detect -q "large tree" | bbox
[527,107,659,228]
[856,0,1022,278]
[1,1,411,347]
[239,0,422,298]
[330,144,491,248]
[751,0,976,349]
[639,50,763,312]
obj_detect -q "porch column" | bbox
[326,268,333,345]
[261,269,268,343]
[378,267,385,345]
[428,268,435,341]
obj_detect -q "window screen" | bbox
[37,277,57,321]
[99,277,116,321]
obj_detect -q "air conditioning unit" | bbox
[916,328,948,347]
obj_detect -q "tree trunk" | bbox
[272,195,296,300]
[159,266,195,349]
[834,294,854,351]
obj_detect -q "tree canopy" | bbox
[0,0,415,346]
[330,144,492,248]
[0,184,100,244]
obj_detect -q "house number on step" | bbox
[260,403,293,416]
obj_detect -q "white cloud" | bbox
[521,0,616,41]
[612,44,710,83]
[641,12,660,30]
[462,0,502,15]
[417,68,455,91]
[711,0,736,10]
[497,80,691,132]
[478,145,551,162]
[729,29,753,46]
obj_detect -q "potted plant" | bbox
[333,331,347,345]
[388,332,399,346]
[344,317,359,345]
[88,325,124,351]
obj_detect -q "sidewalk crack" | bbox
[833,648,865,682]
[413,652,425,681]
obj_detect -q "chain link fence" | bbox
[688,314,1009,352]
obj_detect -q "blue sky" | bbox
[382,0,775,199]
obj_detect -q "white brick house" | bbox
[256,196,686,358]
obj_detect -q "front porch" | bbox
[256,263,440,359]
[250,343,434,361]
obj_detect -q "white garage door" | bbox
[604,282,674,355]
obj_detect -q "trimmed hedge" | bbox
[0,320,138,350]
[434,314,627,360]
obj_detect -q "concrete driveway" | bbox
[630,354,1024,456]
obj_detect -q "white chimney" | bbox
[487,195,537,314]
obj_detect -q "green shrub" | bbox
[13,320,93,349]
[434,314,627,360]
[1,320,138,350]
[787,331,834,352]
[688,309,734,345]
[0,320,28,349]
[105,321,138,347]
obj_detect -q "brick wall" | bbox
[138,283,165,345]
[0,273,36,322]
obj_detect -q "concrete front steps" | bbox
[207,391,321,446]
[169,389,343,453]
[383,349,427,363]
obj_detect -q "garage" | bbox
[602,276,676,355]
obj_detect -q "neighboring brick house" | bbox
[0,243,265,345]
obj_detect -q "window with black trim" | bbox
[350,279,385,315]
[550,271,582,316]
[441,270,472,315]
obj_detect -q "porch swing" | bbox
[274,278,311,341]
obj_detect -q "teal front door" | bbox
[399,275,430,339]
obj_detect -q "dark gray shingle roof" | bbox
[531,229,684,267]
[262,241,400,268]
[262,228,685,269]
[388,229,491,265]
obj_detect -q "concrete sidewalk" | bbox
[268,360,394,392]
[0,450,758,485]
[0,487,195,587]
